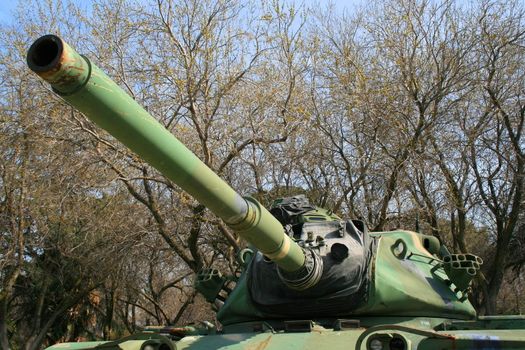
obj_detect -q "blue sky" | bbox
[0,0,16,24]
[0,0,364,25]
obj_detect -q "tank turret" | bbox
[27,35,525,350]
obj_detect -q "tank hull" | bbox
[46,316,525,349]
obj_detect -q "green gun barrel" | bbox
[27,35,305,272]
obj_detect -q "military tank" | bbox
[27,34,525,350]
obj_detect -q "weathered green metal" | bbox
[213,229,477,326]
[27,35,525,350]
[45,333,175,350]
[43,317,525,349]
[26,34,304,272]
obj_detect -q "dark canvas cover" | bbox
[248,220,376,317]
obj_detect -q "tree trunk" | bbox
[0,298,10,350]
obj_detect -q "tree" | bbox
[466,0,525,314]
[3,1,525,347]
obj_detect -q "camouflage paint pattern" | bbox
[45,316,525,349]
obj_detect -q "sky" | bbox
[0,0,364,25]
[0,0,16,24]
